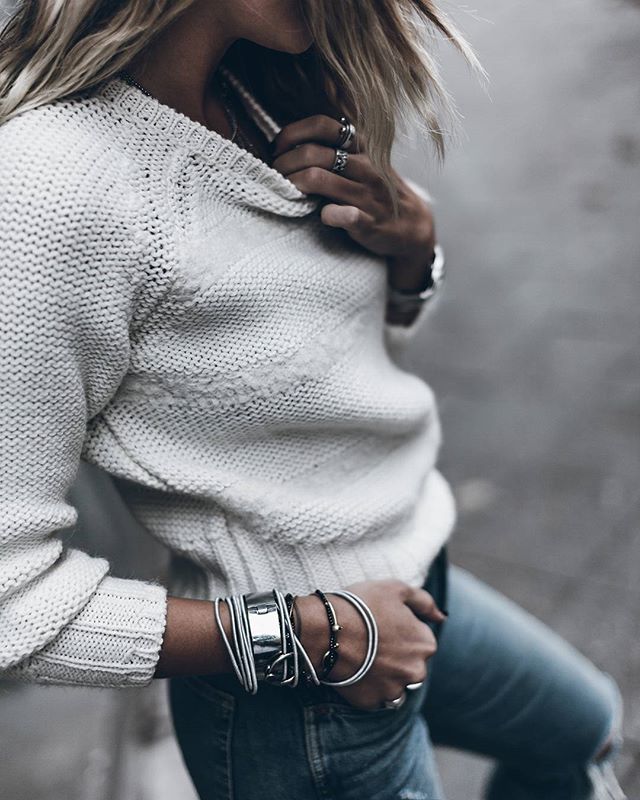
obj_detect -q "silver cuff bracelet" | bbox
[244,591,283,679]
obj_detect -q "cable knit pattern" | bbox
[0,77,455,689]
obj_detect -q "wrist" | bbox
[296,592,365,683]
[385,304,421,327]
[386,243,445,325]
[154,596,235,679]
[213,599,236,674]
[295,594,330,675]
[387,242,436,293]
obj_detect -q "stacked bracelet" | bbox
[314,588,342,680]
[212,587,379,693]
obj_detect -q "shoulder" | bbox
[0,95,147,285]
[0,92,139,226]
[0,92,175,322]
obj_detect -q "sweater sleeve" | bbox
[383,176,437,349]
[0,118,169,688]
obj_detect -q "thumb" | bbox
[320,203,374,233]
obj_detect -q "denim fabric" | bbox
[168,551,625,800]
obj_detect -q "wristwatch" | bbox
[387,243,446,315]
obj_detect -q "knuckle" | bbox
[299,142,321,163]
[367,169,385,190]
[320,114,339,137]
[419,629,437,654]
[275,130,293,152]
[306,166,327,187]
[400,664,416,683]
[386,579,409,596]
[415,664,428,682]
[407,663,427,684]
[370,171,386,192]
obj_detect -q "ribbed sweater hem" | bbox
[168,468,456,601]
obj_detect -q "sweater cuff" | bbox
[384,300,431,350]
[4,576,168,688]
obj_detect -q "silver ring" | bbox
[331,148,349,174]
[383,692,407,710]
[405,681,425,691]
[336,115,356,150]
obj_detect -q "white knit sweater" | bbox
[0,76,456,689]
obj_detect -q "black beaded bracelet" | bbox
[282,592,296,667]
[285,593,313,686]
[314,588,342,680]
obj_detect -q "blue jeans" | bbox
[168,549,625,799]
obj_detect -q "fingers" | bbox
[272,140,381,216]
[286,166,376,213]
[404,586,447,623]
[272,143,375,184]
[270,118,394,232]
[272,114,359,158]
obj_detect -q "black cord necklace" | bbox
[118,70,259,157]
[118,71,153,99]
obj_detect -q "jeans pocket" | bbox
[168,675,235,800]
[303,682,443,800]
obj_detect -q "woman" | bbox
[0,1,626,798]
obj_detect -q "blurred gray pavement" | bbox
[1,1,639,798]
[400,0,640,793]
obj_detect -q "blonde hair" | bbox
[0,0,484,212]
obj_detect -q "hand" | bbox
[296,579,444,710]
[271,115,437,292]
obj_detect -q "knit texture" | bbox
[0,77,455,689]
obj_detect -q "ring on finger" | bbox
[383,692,407,710]
[336,115,356,150]
[331,148,349,174]
[405,681,425,691]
